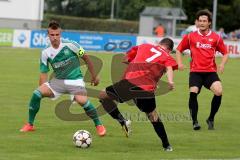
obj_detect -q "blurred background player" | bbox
[99,38,178,151]
[20,21,106,136]
[217,27,228,39]
[176,9,228,130]
[154,23,165,37]
[181,19,199,37]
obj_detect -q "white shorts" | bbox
[44,78,87,100]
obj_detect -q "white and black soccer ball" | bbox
[73,130,92,148]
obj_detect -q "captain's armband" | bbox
[78,47,85,57]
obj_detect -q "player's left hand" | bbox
[168,82,174,90]
[218,64,224,74]
[91,76,100,86]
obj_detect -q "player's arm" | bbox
[176,49,184,71]
[122,55,130,64]
[39,51,50,86]
[122,46,138,64]
[81,54,99,86]
[39,73,48,86]
[218,54,228,73]
[217,37,229,73]
[74,44,99,86]
[176,34,190,70]
[166,66,174,90]
[164,55,178,90]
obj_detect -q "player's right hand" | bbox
[218,64,225,74]
[168,82,174,90]
[91,76,100,86]
[178,63,185,71]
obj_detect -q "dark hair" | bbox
[159,38,174,51]
[196,9,212,22]
[48,20,60,30]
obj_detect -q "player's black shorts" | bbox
[189,72,221,91]
[105,79,156,113]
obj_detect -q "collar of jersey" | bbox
[51,42,63,51]
[197,29,212,37]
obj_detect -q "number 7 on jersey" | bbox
[145,48,162,62]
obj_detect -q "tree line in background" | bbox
[45,0,240,32]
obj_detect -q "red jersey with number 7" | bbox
[123,43,178,92]
[177,30,227,72]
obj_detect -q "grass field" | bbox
[0,48,239,160]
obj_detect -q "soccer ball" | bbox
[73,130,92,148]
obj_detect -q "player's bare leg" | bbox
[207,81,223,130]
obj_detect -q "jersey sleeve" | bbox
[40,51,50,73]
[125,46,138,62]
[216,36,227,55]
[69,40,85,57]
[164,55,178,70]
[176,34,190,53]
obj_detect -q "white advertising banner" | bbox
[224,40,240,58]
[136,36,182,50]
[13,30,31,48]
[137,36,240,58]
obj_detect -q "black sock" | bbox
[151,118,170,148]
[208,95,222,121]
[189,92,198,124]
[100,98,125,125]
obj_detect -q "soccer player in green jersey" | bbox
[20,21,106,136]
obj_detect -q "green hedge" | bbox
[42,14,139,34]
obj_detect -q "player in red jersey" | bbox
[176,9,229,130]
[99,38,178,151]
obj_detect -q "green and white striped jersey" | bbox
[40,39,85,79]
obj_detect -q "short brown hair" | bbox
[48,20,60,30]
[159,38,174,51]
[196,9,212,22]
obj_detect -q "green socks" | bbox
[28,91,101,127]
[82,100,102,126]
[28,90,42,125]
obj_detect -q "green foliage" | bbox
[181,0,213,24]
[217,0,240,32]
[44,0,240,33]
[182,0,240,32]
[43,14,139,33]
[45,0,174,20]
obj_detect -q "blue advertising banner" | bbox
[62,31,80,42]
[30,30,136,52]
[78,33,136,52]
[30,30,48,48]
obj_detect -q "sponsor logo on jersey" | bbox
[52,58,72,68]
[196,42,212,49]
[64,49,70,56]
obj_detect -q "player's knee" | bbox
[77,99,88,107]
[214,89,222,96]
[190,87,199,93]
[147,110,159,122]
[211,81,222,96]
[98,90,108,100]
[33,90,43,100]
[76,97,88,106]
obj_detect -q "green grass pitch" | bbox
[0,48,239,160]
